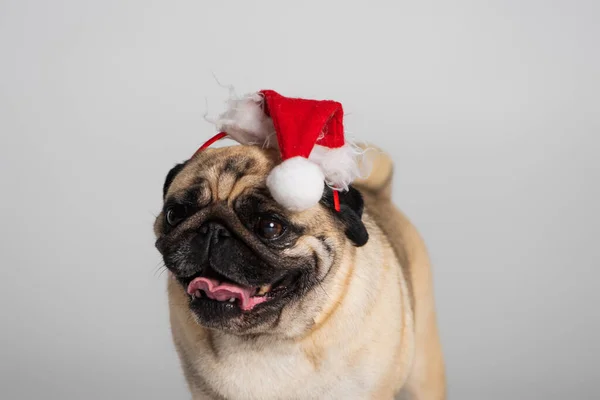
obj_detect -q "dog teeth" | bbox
[256,285,271,296]
[228,298,235,303]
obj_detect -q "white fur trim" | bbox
[266,157,325,212]
[309,142,371,191]
[215,92,275,146]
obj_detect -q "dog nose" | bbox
[192,222,232,264]
[199,221,231,240]
[194,222,231,259]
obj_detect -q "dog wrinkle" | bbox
[270,307,285,330]
[227,175,265,205]
[217,169,239,201]
[298,249,356,341]
[205,156,270,207]
[302,336,324,370]
[191,178,212,207]
[205,329,219,359]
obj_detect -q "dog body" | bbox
[155,146,445,399]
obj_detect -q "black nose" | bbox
[193,221,231,260]
[199,221,231,239]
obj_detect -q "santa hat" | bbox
[196,90,363,212]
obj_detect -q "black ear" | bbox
[163,161,188,198]
[320,186,369,247]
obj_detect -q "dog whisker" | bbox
[157,266,168,278]
[153,261,168,278]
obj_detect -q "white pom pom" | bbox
[215,92,275,146]
[266,157,325,212]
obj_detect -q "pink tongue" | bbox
[187,277,267,311]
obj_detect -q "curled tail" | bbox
[353,144,394,200]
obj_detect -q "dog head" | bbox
[154,145,368,335]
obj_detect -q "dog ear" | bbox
[321,186,369,247]
[163,161,188,198]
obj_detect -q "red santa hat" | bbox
[197,90,363,212]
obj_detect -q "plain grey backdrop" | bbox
[1,0,598,399]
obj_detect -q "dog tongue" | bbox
[187,277,267,311]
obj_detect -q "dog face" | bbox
[154,146,368,334]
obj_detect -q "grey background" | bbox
[1,0,598,399]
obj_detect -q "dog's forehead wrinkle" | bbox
[228,177,271,209]
[215,169,271,205]
[167,145,276,196]
[216,169,238,201]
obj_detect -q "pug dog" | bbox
[154,145,446,399]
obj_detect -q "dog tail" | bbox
[353,143,394,200]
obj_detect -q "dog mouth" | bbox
[182,267,300,312]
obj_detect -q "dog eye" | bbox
[255,217,285,240]
[166,205,189,226]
